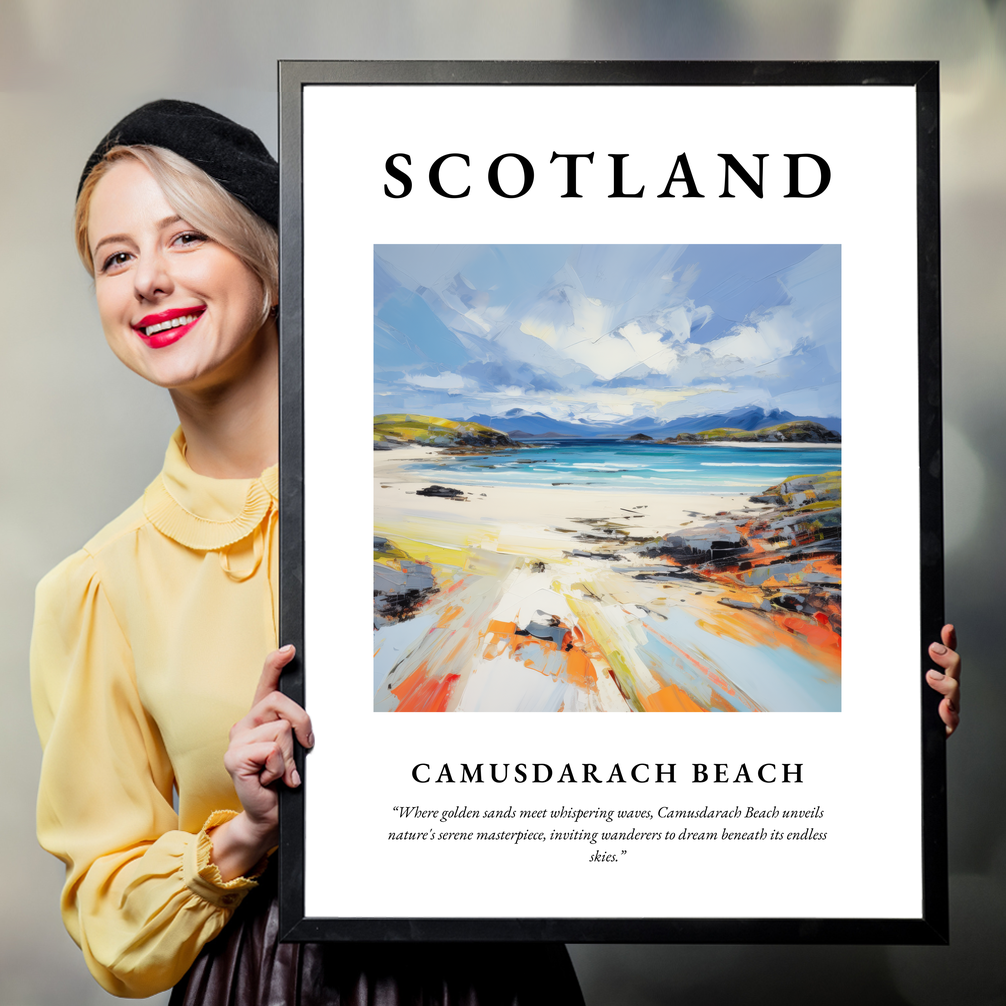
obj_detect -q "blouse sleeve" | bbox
[31,549,262,998]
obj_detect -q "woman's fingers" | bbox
[926,667,959,703]
[230,719,302,788]
[224,737,287,787]
[926,668,960,736]
[255,691,313,749]
[232,689,314,750]
[928,639,961,685]
[924,678,960,736]
[929,639,960,678]
[927,623,961,737]
[941,623,958,653]
[224,645,311,810]
[218,647,309,847]
[259,741,289,787]
[252,644,296,707]
[241,644,314,749]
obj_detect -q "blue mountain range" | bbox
[461,405,841,439]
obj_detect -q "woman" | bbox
[31,100,586,1003]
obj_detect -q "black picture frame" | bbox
[277,60,945,944]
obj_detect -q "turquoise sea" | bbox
[402,439,842,495]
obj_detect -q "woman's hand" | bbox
[926,624,961,738]
[209,645,314,881]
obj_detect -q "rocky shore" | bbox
[373,452,842,713]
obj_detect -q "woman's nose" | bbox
[133,249,173,302]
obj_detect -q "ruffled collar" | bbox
[143,428,278,551]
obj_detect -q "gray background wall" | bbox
[1,2,1003,1003]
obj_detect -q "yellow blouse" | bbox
[31,429,279,998]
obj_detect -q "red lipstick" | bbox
[132,306,205,349]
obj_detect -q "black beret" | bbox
[78,99,278,228]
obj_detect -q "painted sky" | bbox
[374,244,840,425]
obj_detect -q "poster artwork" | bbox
[373,243,841,713]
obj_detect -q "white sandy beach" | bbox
[374,444,766,543]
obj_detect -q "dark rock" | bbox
[416,485,466,498]
[718,597,772,611]
[628,568,705,582]
[374,561,438,625]
[634,530,748,566]
[523,620,568,647]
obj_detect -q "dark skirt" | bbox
[169,869,585,1006]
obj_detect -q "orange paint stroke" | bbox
[392,664,460,712]
[478,616,602,692]
[695,602,842,675]
[708,689,736,712]
[564,648,598,690]
[778,615,841,656]
[640,682,704,712]
[486,619,517,636]
[434,604,465,628]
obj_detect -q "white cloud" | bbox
[517,271,718,382]
[705,306,808,369]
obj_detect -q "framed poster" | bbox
[277,61,946,943]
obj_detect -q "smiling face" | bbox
[87,158,272,392]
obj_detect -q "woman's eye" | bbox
[101,251,132,273]
[173,231,208,248]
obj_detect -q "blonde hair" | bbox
[75,145,278,322]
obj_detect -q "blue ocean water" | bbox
[402,439,842,495]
